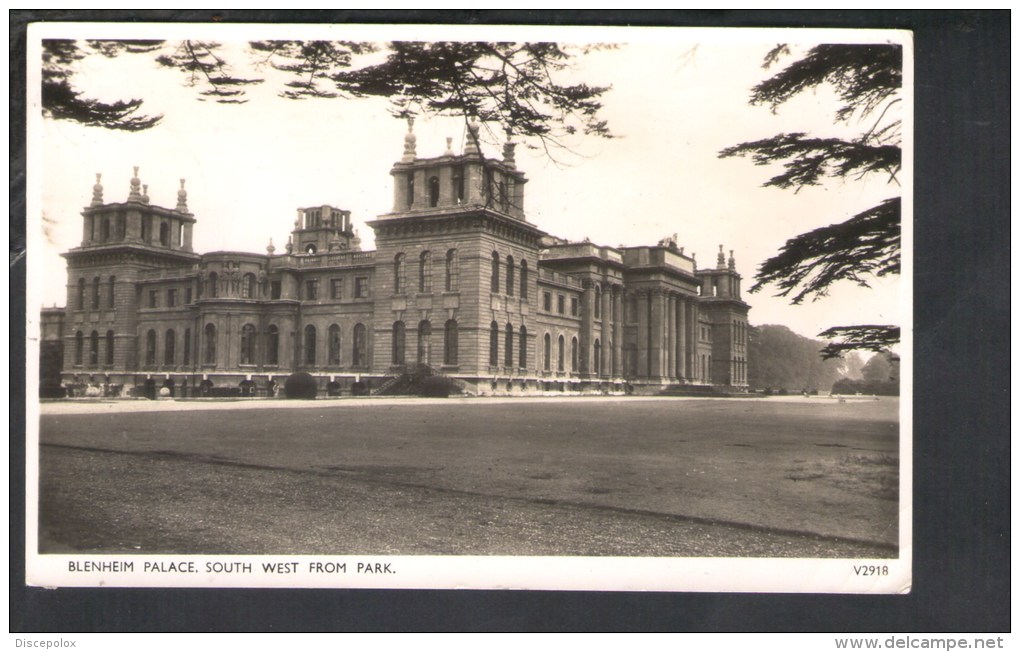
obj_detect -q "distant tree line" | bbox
[831,349,900,396]
[747,324,863,394]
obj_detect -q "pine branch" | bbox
[818,325,900,359]
[749,198,900,304]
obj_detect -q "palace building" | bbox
[43,120,750,397]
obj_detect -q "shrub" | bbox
[284,372,318,399]
[350,381,368,396]
[418,376,458,398]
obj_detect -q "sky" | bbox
[29,24,909,342]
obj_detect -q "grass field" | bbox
[38,396,900,557]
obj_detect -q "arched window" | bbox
[89,330,99,366]
[490,251,500,293]
[504,323,514,367]
[593,339,602,376]
[108,276,116,308]
[452,167,464,203]
[419,251,432,293]
[594,285,602,319]
[265,325,279,365]
[445,249,458,292]
[557,335,565,372]
[304,325,317,366]
[92,277,101,310]
[406,175,415,209]
[240,324,255,365]
[571,336,579,373]
[305,243,317,255]
[328,324,342,366]
[428,176,440,207]
[352,323,367,367]
[543,333,551,372]
[105,330,115,365]
[77,278,85,310]
[208,272,218,298]
[164,329,176,365]
[519,326,528,369]
[204,323,216,365]
[489,321,499,367]
[101,217,110,241]
[74,331,83,365]
[183,327,191,365]
[159,222,170,246]
[392,321,406,365]
[444,320,458,365]
[394,253,406,294]
[520,260,529,299]
[242,273,256,299]
[145,329,157,366]
[506,255,515,296]
[417,320,432,364]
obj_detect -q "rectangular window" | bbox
[184,287,192,304]
[557,295,565,315]
[543,292,552,312]
[271,280,282,300]
[355,276,369,299]
[305,279,319,301]
[167,289,177,308]
[148,290,158,308]
[570,297,579,317]
[331,278,343,300]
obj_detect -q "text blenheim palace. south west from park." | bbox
[40,119,750,399]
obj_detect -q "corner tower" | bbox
[696,246,750,387]
[61,168,200,379]
[367,118,546,387]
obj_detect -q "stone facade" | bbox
[52,124,750,397]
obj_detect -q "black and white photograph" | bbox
[25,21,911,593]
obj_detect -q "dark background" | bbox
[10,10,1010,632]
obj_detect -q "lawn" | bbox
[38,396,900,556]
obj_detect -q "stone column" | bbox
[690,300,700,382]
[666,293,676,380]
[636,290,649,378]
[580,280,595,376]
[600,282,612,378]
[612,287,623,378]
[676,296,686,381]
[649,290,664,379]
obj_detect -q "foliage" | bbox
[284,371,318,399]
[42,40,164,130]
[416,375,459,398]
[720,44,903,356]
[861,349,900,382]
[831,378,899,397]
[747,324,853,392]
[40,39,612,154]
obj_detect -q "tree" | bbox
[746,324,851,392]
[41,39,612,155]
[719,44,902,359]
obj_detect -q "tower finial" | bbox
[267,238,276,255]
[444,136,455,156]
[128,166,142,202]
[464,116,481,156]
[717,244,726,268]
[728,249,736,270]
[502,138,517,169]
[91,173,104,206]
[141,184,150,204]
[402,115,417,162]
[176,178,189,213]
